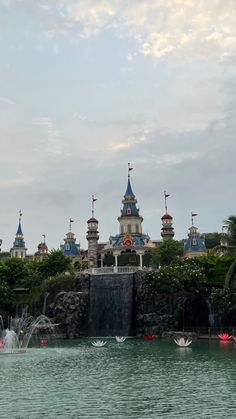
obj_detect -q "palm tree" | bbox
[224,215,236,288]
[224,215,236,246]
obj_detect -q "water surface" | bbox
[1,339,236,418]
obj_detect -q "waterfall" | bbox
[89,273,134,336]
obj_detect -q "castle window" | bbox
[127,224,131,233]
[136,224,139,233]
[121,225,124,234]
[192,238,197,246]
[15,251,18,257]
[127,208,131,215]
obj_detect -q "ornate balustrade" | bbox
[85,266,151,275]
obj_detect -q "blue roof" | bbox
[124,178,135,197]
[16,222,23,236]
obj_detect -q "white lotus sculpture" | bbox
[115,336,126,343]
[91,340,107,347]
[174,337,192,347]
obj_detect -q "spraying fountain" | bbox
[0,314,56,356]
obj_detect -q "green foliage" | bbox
[224,215,236,246]
[0,278,12,306]
[38,250,73,278]
[225,259,236,289]
[210,288,236,319]
[0,258,30,286]
[196,253,235,287]
[144,260,207,295]
[27,272,77,307]
[204,232,221,249]
[151,240,184,267]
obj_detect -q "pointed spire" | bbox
[16,210,23,236]
[11,210,27,257]
[125,163,135,197]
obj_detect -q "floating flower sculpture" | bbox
[40,338,48,347]
[91,340,107,347]
[115,336,126,343]
[174,337,192,347]
[218,333,232,341]
[144,334,157,341]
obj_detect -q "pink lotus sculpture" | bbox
[144,334,157,341]
[218,333,232,341]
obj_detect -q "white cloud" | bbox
[2,1,236,60]
[0,96,15,105]
[32,116,68,156]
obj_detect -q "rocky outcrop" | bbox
[51,274,90,338]
[133,271,184,335]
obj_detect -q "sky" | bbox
[0,0,236,253]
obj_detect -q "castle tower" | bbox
[117,163,143,242]
[161,191,175,240]
[60,219,80,256]
[183,213,207,258]
[35,234,48,259]
[10,211,27,258]
[86,196,99,268]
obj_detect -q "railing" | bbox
[86,266,152,275]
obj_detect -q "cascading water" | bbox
[3,329,20,354]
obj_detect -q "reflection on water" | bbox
[1,339,236,419]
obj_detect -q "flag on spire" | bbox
[92,197,97,202]
[191,213,198,217]
[128,162,133,171]
[165,193,170,198]
[70,218,74,223]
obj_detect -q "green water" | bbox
[1,339,236,419]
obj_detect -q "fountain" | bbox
[0,314,56,355]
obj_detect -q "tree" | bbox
[224,215,236,246]
[38,250,73,278]
[197,254,235,287]
[0,258,30,286]
[151,240,184,267]
[204,232,221,249]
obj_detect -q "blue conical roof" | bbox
[124,178,135,197]
[16,222,23,236]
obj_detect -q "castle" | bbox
[0,166,217,265]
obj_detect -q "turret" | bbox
[60,219,80,256]
[10,211,27,258]
[161,192,174,240]
[117,163,143,237]
[183,213,207,258]
[86,196,99,267]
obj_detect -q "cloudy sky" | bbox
[0,0,236,253]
